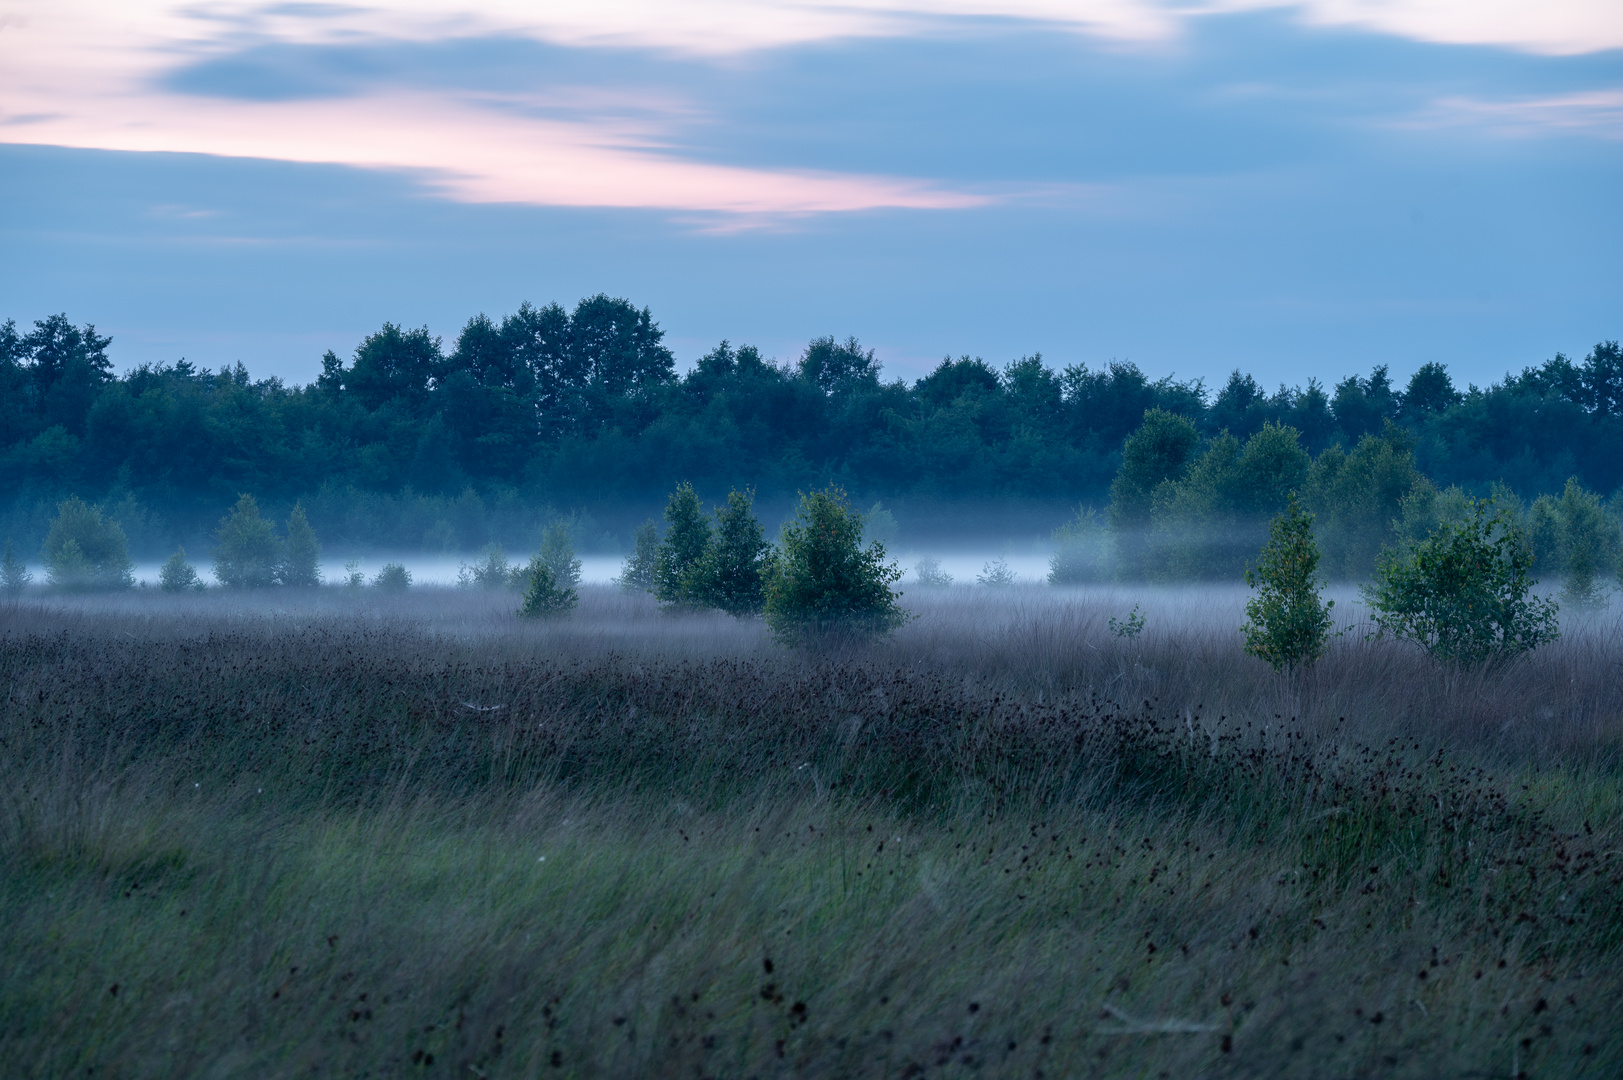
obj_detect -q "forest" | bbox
[1,299,1619,558]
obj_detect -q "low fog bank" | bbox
[7,582,1619,765]
[104,548,1059,588]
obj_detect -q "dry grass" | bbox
[2,585,1621,1077]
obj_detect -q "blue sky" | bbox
[1,2,1618,389]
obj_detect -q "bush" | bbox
[1240,496,1338,671]
[1108,604,1145,639]
[2,540,32,597]
[213,494,282,588]
[517,556,577,617]
[538,522,582,593]
[977,557,1016,587]
[458,544,512,589]
[281,503,322,587]
[654,482,711,609]
[693,489,773,616]
[617,521,660,593]
[1364,498,1558,667]
[1048,506,1107,584]
[42,497,134,590]
[372,563,411,591]
[343,559,366,589]
[159,547,204,592]
[914,556,953,587]
[763,488,906,644]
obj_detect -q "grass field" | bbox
[3,586,1621,1077]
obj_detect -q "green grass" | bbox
[3,587,1622,1077]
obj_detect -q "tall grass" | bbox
[2,586,1621,1076]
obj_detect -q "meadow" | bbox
[2,585,1621,1078]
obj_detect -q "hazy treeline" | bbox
[3,304,1620,541]
[1049,409,1623,586]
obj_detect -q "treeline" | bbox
[1048,412,1623,586]
[1,300,1619,552]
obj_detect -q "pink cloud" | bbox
[3,0,1619,219]
[0,89,989,215]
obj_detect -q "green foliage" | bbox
[42,496,133,590]
[343,559,365,589]
[458,544,513,589]
[1363,499,1558,667]
[977,557,1016,587]
[538,522,583,593]
[693,489,773,616]
[1,539,32,596]
[1240,497,1338,671]
[213,494,282,589]
[862,502,899,548]
[617,521,660,593]
[1526,493,1563,572]
[1109,409,1200,579]
[1108,409,1200,530]
[517,555,577,617]
[372,563,411,591]
[763,487,906,644]
[1552,479,1618,607]
[1301,423,1427,579]
[653,482,711,609]
[1049,505,1107,584]
[1147,423,1311,579]
[913,556,953,587]
[1558,483,1616,606]
[159,547,204,592]
[281,503,322,587]
[1108,604,1145,639]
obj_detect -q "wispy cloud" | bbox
[1408,88,1623,139]
[2,0,1619,219]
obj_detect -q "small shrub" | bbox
[914,556,953,587]
[977,557,1017,587]
[1108,604,1145,639]
[280,503,322,587]
[213,494,282,588]
[1240,496,1338,671]
[693,489,773,616]
[763,487,906,644]
[617,521,660,593]
[343,559,366,588]
[458,544,512,589]
[42,497,134,590]
[372,563,411,591]
[2,540,32,597]
[538,522,582,592]
[159,547,204,592]
[654,482,711,609]
[1364,498,1558,667]
[517,556,577,617]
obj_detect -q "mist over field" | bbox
[6,0,1623,1074]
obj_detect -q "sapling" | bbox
[1240,496,1338,671]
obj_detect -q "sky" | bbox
[1,1,1619,390]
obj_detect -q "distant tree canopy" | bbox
[1,301,1619,546]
